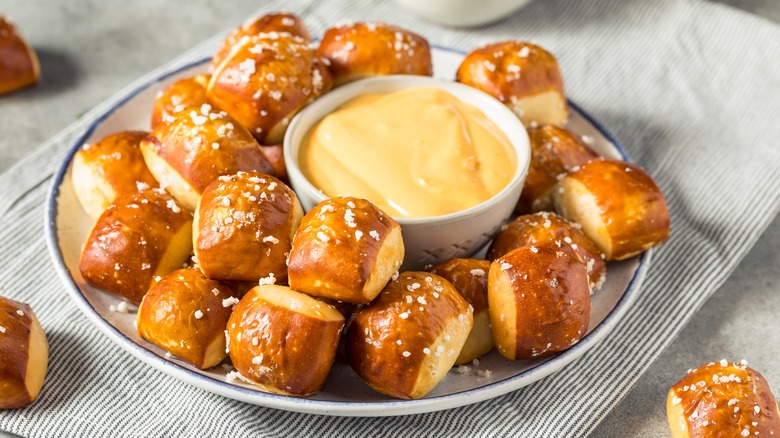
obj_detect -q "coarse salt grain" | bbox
[258,273,276,286]
[500,262,512,271]
[194,310,204,319]
[0,326,6,333]
[477,369,492,378]
[369,230,380,241]
[672,397,682,405]
[402,351,411,357]
[355,230,363,241]
[16,309,23,316]
[470,269,485,277]
[167,199,181,213]
[222,296,240,307]
[317,231,330,242]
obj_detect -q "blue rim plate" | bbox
[44,46,650,416]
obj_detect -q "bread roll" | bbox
[457,41,567,127]
[517,125,598,213]
[208,32,332,145]
[0,16,39,95]
[79,189,193,304]
[0,297,48,408]
[488,240,590,360]
[150,74,211,129]
[553,158,670,261]
[194,172,303,283]
[140,103,276,211]
[211,13,311,71]
[346,272,473,399]
[487,212,606,291]
[72,130,159,220]
[288,197,404,304]
[137,268,234,369]
[667,360,780,437]
[226,285,344,396]
[258,144,287,183]
[317,22,433,87]
[429,259,494,365]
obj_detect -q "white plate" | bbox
[45,46,650,417]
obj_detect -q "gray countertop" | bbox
[0,1,778,436]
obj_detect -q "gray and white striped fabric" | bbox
[2,0,780,436]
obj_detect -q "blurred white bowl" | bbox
[394,0,533,27]
[284,75,530,269]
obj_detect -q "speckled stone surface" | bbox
[0,1,778,436]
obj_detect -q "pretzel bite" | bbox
[150,74,211,129]
[517,125,598,213]
[487,212,606,291]
[208,32,332,145]
[488,240,590,360]
[667,360,780,437]
[346,272,473,399]
[140,103,275,212]
[429,259,493,365]
[194,172,303,283]
[456,41,567,127]
[287,197,404,304]
[318,22,433,87]
[79,189,193,304]
[0,297,48,408]
[226,285,344,396]
[136,268,234,369]
[71,131,159,220]
[0,16,39,95]
[553,158,670,261]
[259,144,287,183]
[211,13,311,71]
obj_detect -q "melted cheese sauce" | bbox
[299,87,516,218]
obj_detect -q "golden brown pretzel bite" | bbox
[429,259,494,365]
[346,272,473,399]
[553,157,670,261]
[487,212,606,291]
[456,41,567,127]
[79,189,193,304]
[0,16,39,95]
[287,196,404,304]
[140,103,276,212]
[488,240,590,360]
[137,268,234,369]
[667,360,780,437]
[227,285,344,396]
[318,22,433,87]
[150,74,211,129]
[72,130,159,220]
[0,297,48,409]
[258,144,288,184]
[208,32,332,145]
[517,125,598,213]
[193,172,303,283]
[211,13,311,71]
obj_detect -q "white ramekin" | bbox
[283,75,530,269]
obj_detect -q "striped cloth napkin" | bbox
[2,0,780,436]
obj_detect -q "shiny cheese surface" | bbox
[299,87,516,218]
